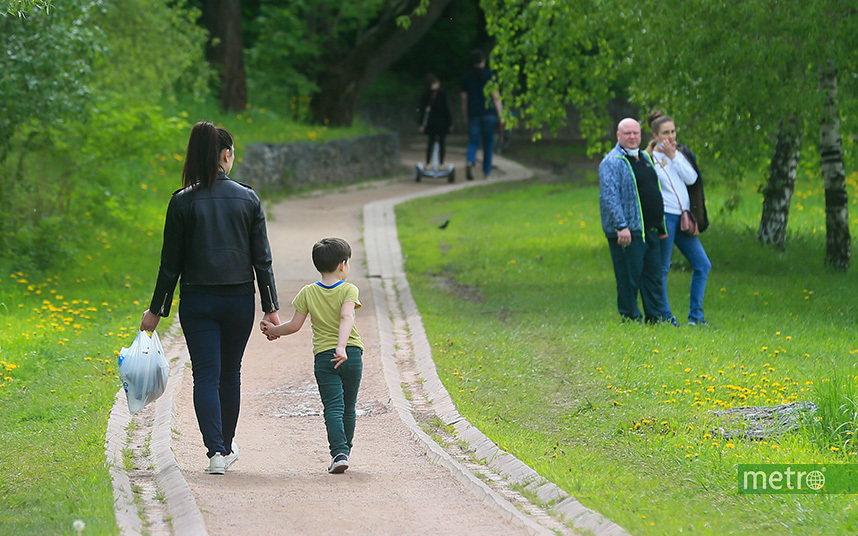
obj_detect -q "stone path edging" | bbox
[107,324,206,536]
[151,338,208,536]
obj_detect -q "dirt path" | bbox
[109,142,627,536]
[170,145,534,536]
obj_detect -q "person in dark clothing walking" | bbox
[141,120,281,475]
[460,49,503,179]
[418,73,453,166]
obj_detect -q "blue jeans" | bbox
[179,292,254,458]
[607,230,670,323]
[467,115,498,176]
[661,212,711,323]
[314,347,363,457]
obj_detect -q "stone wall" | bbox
[234,132,401,192]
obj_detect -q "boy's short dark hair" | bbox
[312,237,352,273]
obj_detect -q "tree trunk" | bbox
[204,0,247,113]
[757,116,801,250]
[819,61,850,271]
[311,0,456,126]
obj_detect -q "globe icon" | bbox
[806,470,826,490]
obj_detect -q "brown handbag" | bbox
[658,157,699,237]
[680,209,699,237]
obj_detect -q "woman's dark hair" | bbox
[182,120,234,189]
[312,237,352,273]
[647,110,674,135]
[425,73,439,88]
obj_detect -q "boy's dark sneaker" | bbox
[465,163,474,181]
[328,453,349,474]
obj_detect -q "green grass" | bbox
[396,171,858,535]
[0,106,374,535]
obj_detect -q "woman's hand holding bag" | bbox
[118,330,169,414]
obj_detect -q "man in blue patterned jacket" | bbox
[599,118,676,325]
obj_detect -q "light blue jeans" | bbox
[466,114,498,176]
[661,212,711,323]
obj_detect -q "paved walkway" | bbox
[107,144,628,536]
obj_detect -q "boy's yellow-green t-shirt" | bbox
[292,281,364,355]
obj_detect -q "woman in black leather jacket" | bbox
[141,121,281,474]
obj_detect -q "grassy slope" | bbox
[396,170,858,535]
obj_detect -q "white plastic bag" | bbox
[118,330,169,415]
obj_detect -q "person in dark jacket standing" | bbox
[141,120,281,475]
[418,73,453,166]
[599,117,674,325]
[460,49,503,180]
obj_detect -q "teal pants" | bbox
[314,347,363,457]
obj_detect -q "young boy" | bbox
[260,237,364,474]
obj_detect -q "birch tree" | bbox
[819,61,850,270]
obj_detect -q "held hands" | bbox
[331,345,348,369]
[260,310,282,341]
[259,320,279,341]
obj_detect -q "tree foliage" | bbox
[0,0,210,270]
[0,0,104,159]
[486,0,857,167]
[483,0,631,153]
[245,0,453,124]
[629,0,858,176]
[2,0,52,16]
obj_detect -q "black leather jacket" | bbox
[148,173,279,317]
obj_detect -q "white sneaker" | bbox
[205,453,225,475]
[223,441,239,471]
